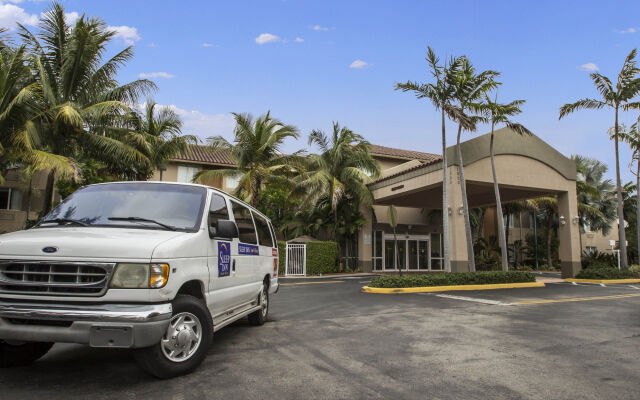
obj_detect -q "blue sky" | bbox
[2,0,640,183]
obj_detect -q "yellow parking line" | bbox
[515,293,640,305]
[280,280,345,286]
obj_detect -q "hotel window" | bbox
[0,188,23,210]
[177,166,199,183]
[225,173,241,189]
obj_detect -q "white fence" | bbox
[285,243,306,276]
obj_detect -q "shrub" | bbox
[575,267,640,280]
[277,241,339,275]
[368,271,536,288]
[581,249,616,269]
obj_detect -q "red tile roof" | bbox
[172,144,235,166]
[369,144,440,162]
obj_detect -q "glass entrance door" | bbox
[408,240,418,270]
[418,240,429,270]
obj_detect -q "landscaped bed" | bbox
[575,267,640,280]
[362,271,542,293]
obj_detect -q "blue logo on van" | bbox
[42,246,58,253]
[218,242,231,277]
[238,243,259,255]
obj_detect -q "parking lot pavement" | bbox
[1,278,639,400]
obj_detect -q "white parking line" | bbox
[434,294,513,306]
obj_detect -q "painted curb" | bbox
[565,278,640,284]
[361,282,546,294]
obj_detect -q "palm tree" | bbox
[572,155,616,253]
[127,100,198,180]
[387,205,400,274]
[559,49,640,269]
[0,44,75,184]
[451,58,500,272]
[18,3,156,212]
[195,111,300,207]
[396,47,468,272]
[294,122,380,242]
[484,94,532,270]
[528,197,558,270]
[620,119,640,262]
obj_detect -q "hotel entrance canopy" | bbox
[358,128,581,278]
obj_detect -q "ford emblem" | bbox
[42,246,58,253]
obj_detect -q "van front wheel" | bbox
[248,284,268,326]
[134,295,213,379]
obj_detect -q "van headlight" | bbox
[110,263,170,289]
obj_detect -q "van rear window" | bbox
[253,213,274,247]
[231,201,257,244]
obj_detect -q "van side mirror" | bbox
[210,219,239,240]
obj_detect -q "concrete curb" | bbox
[565,278,640,284]
[361,282,546,294]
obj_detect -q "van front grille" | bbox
[0,261,115,296]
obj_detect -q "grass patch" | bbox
[575,267,640,280]
[368,271,536,288]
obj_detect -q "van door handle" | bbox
[232,259,236,272]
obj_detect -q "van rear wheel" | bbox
[134,295,213,379]
[248,284,268,326]
[0,340,53,368]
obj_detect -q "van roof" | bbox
[84,181,271,222]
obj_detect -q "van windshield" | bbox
[39,183,206,232]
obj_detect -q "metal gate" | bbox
[285,243,306,276]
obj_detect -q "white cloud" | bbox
[295,37,304,42]
[148,42,158,48]
[202,42,219,47]
[614,27,636,34]
[107,25,141,45]
[255,33,280,44]
[312,25,332,31]
[138,72,175,79]
[349,59,370,69]
[136,103,235,140]
[64,11,79,25]
[0,3,38,29]
[579,62,599,72]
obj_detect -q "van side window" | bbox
[231,201,257,244]
[253,212,274,247]
[208,193,229,228]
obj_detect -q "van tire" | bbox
[248,284,268,326]
[0,340,53,368]
[134,295,213,379]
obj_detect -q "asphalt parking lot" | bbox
[1,276,639,400]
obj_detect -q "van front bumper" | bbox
[0,301,172,348]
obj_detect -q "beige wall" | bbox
[0,168,57,233]
[151,162,237,193]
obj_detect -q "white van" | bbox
[0,182,279,378]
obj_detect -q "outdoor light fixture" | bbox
[573,216,580,225]
[459,206,464,215]
[448,208,452,216]
[559,215,566,225]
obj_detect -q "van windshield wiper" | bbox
[108,217,177,231]
[39,218,89,227]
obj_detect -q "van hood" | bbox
[0,227,185,260]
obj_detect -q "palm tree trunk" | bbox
[505,212,511,262]
[441,109,451,272]
[547,217,553,269]
[394,229,401,276]
[456,124,476,271]
[614,107,628,268]
[490,127,509,271]
[636,157,640,265]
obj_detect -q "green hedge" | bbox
[277,241,339,275]
[575,267,640,280]
[368,271,536,288]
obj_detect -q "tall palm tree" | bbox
[396,47,468,272]
[0,44,75,184]
[294,122,380,241]
[18,3,156,213]
[127,100,198,180]
[451,57,500,272]
[484,94,532,270]
[559,49,640,269]
[387,204,400,274]
[620,118,640,262]
[195,111,300,207]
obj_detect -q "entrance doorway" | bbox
[382,234,442,271]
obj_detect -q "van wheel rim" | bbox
[261,289,268,317]
[161,312,202,362]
